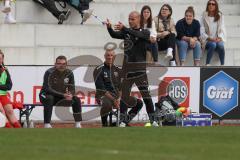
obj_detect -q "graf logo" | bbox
[203,71,238,117]
[207,86,234,99]
[168,79,188,104]
[159,77,190,107]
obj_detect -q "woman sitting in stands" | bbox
[154,4,177,66]
[140,5,158,62]
[176,6,201,66]
[0,50,21,128]
[2,0,16,23]
[200,0,226,66]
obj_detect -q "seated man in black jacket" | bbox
[39,55,82,128]
[94,49,143,127]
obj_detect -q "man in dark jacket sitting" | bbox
[39,55,82,128]
[94,49,143,127]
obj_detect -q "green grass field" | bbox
[1,126,240,160]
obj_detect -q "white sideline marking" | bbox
[100,149,120,155]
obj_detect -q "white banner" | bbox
[7,66,200,121]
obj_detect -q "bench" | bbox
[19,104,42,128]
[15,103,119,128]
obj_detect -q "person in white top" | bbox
[140,5,158,62]
[2,0,16,24]
[154,4,177,66]
[200,0,226,66]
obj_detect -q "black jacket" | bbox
[176,18,200,40]
[93,63,121,99]
[40,67,75,98]
[0,68,12,91]
[107,27,150,76]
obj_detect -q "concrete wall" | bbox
[0,0,239,66]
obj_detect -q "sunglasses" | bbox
[208,3,216,6]
[162,8,169,11]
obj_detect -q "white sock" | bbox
[44,123,52,128]
[75,122,81,128]
[4,0,10,7]
[167,48,173,54]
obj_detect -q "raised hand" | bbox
[114,22,124,31]
[104,18,112,28]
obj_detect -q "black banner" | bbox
[200,67,240,119]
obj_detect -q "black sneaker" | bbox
[110,122,117,127]
[58,13,65,24]
[58,9,71,24]
[64,9,71,21]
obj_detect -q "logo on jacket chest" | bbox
[64,78,70,84]
[104,71,108,78]
[114,71,119,77]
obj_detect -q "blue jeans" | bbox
[147,42,158,62]
[177,40,201,62]
[151,42,158,62]
[206,41,225,65]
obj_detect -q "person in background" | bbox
[0,50,21,128]
[65,0,94,24]
[176,6,201,66]
[140,5,158,62]
[94,49,143,127]
[2,0,16,23]
[33,0,93,24]
[200,0,226,66]
[154,4,177,66]
[39,55,82,128]
[33,0,71,24]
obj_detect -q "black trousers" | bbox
[36,0,62,19]
[120,98,143,124]
[121,73,155,123]
[39,94,82,123]
[99,96,143,126]
[158,33,176,61]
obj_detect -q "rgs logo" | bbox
[159,77,190,107]
[207,86,234,99]
[168,79,188,100]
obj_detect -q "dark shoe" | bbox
[58,9,71,24]
[82,9,93,23]
[58,13,65,24]
[110,122,117,127]
[64,9,71,21]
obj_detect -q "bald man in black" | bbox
[106,11,158,127]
